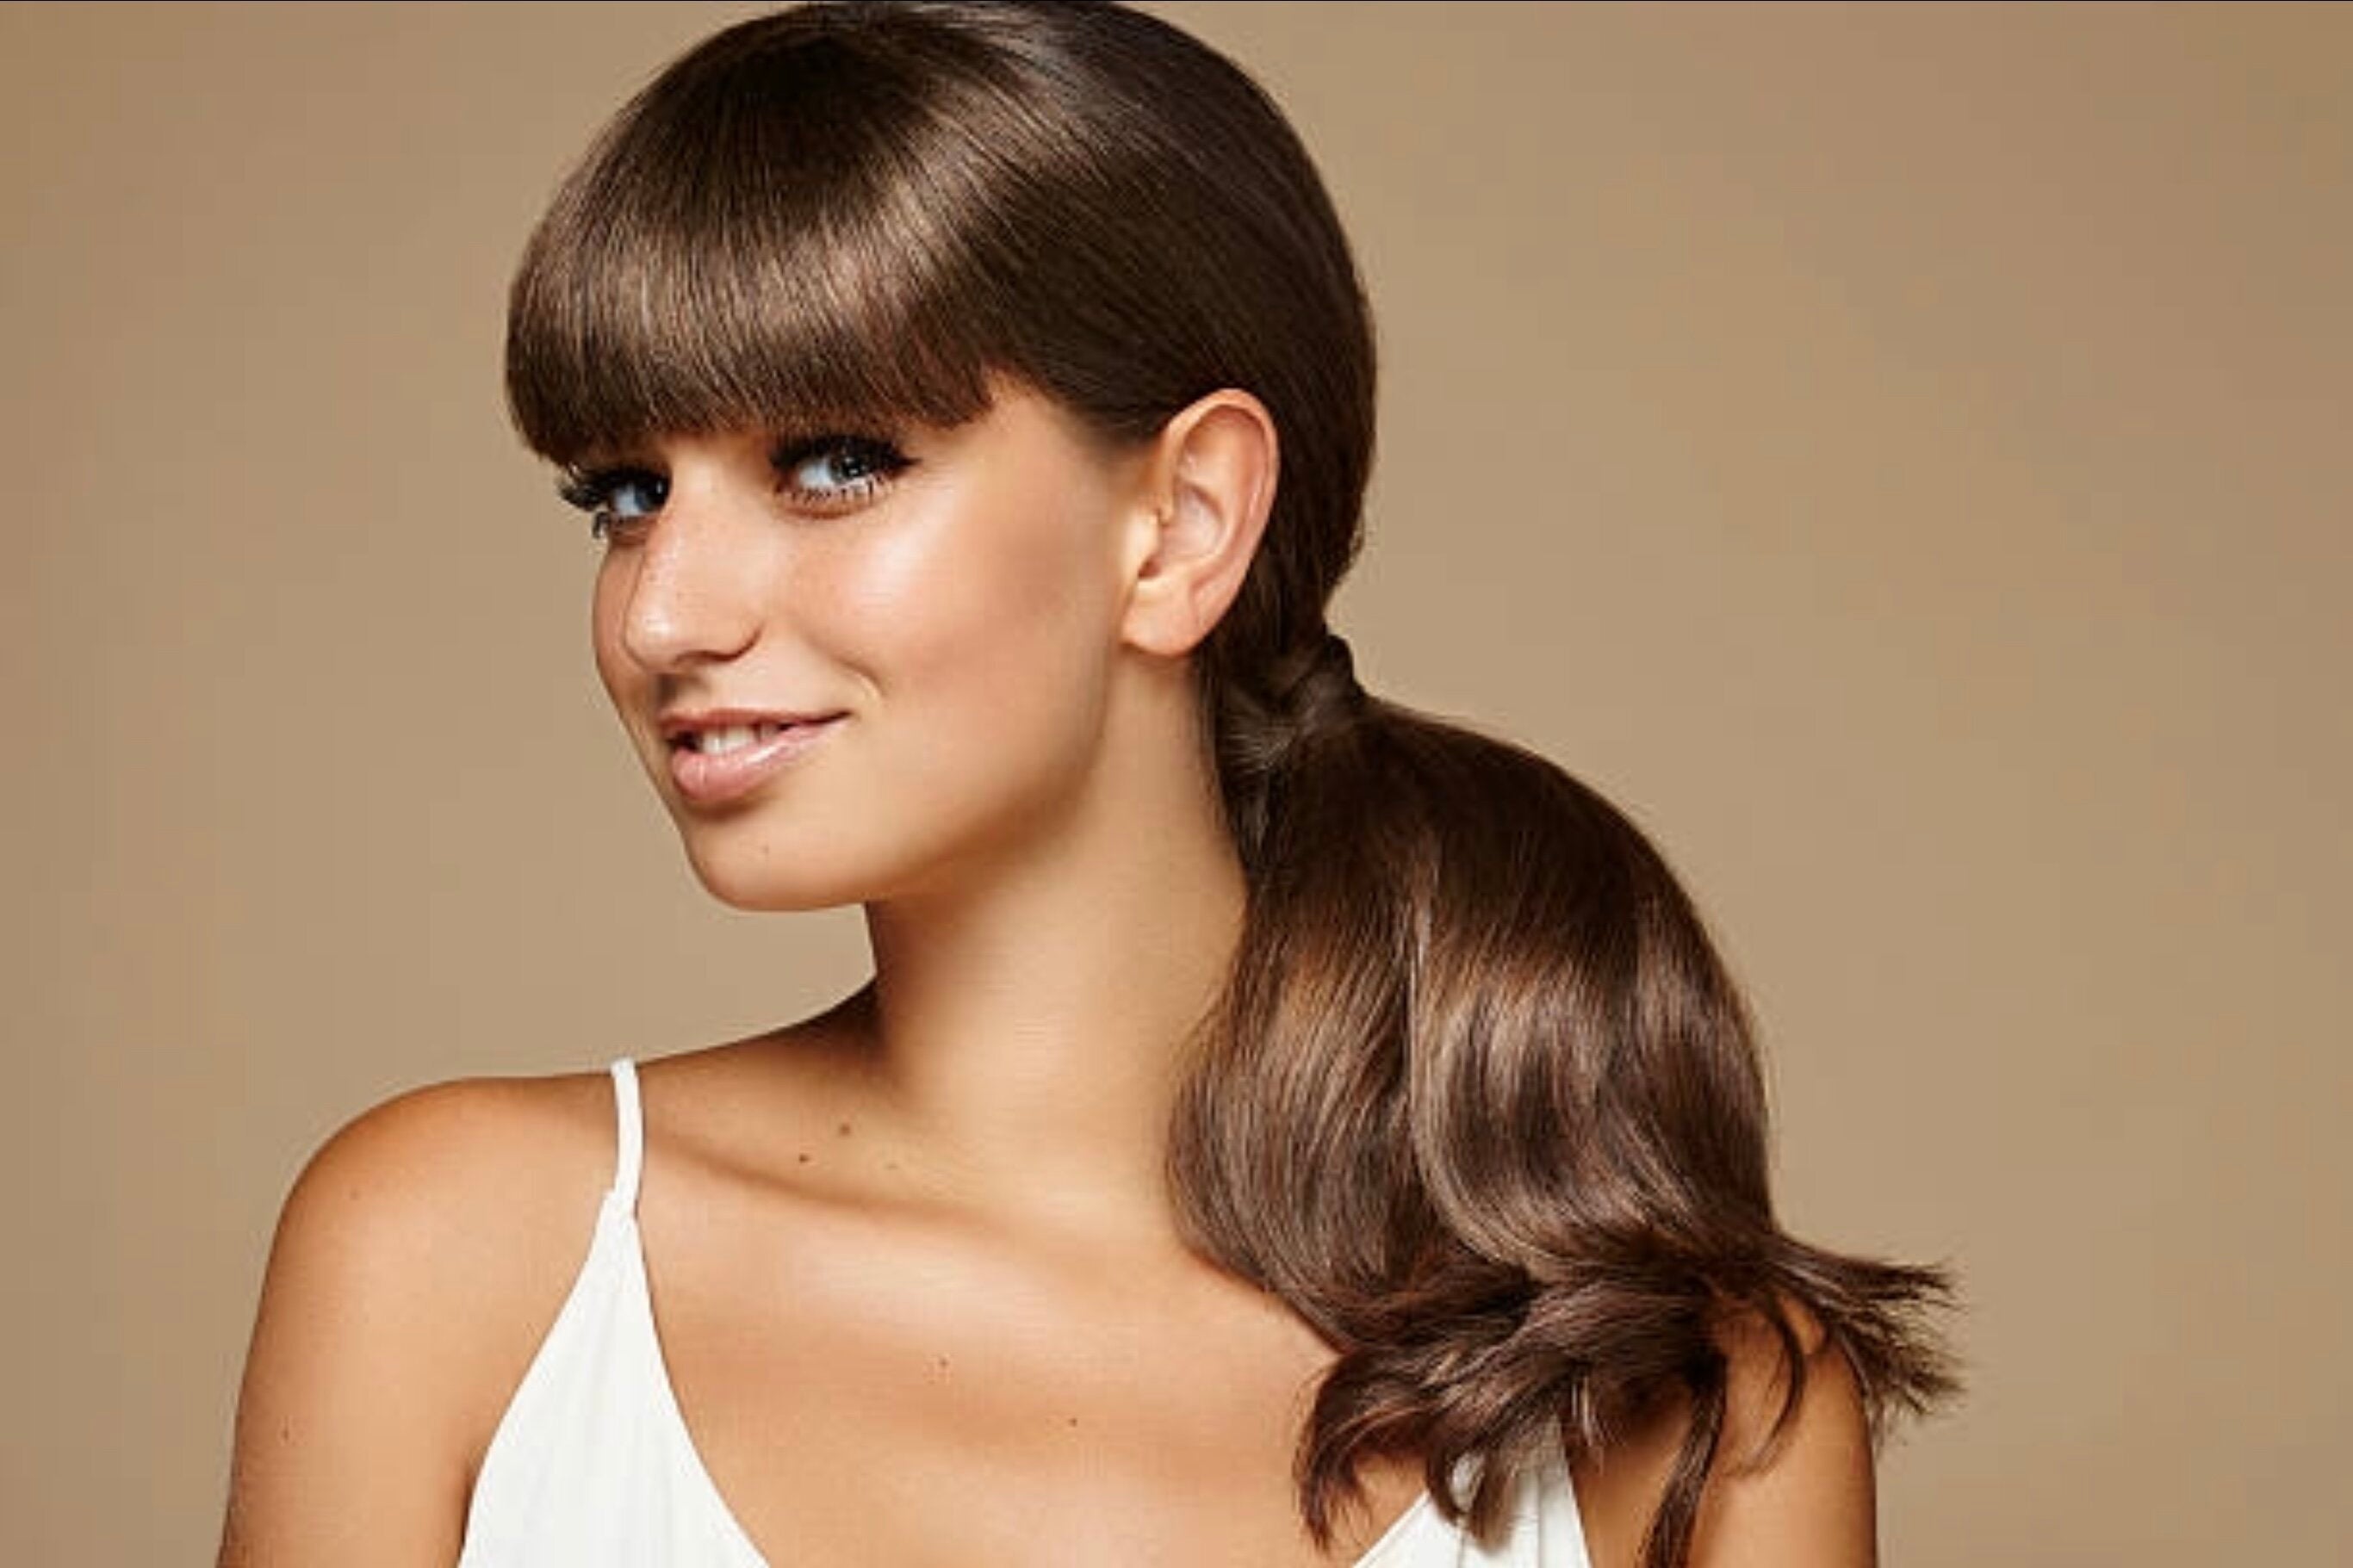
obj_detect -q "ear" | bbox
[1118,388,1279,659]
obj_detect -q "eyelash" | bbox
[774,433,913,510]
[556,433,915,542]
[556,467,665,542]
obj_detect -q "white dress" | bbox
[456,1060,1594,1566]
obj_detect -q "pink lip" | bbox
[663,714,846,808]
[658,705,838,745]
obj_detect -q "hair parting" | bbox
[504,6,1963,1563]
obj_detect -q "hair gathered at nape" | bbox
[505,6,1963,1565]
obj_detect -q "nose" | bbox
[615,464,765,673]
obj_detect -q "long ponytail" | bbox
[1172,627,1962,1564]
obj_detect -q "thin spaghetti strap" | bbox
[606,1057,643,1213]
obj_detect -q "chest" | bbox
[643,1200,1425,1565]
[458,1197,1593,1568]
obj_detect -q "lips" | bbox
[656,708,847,807]
[658,707,841,747]
[674,719,799,757]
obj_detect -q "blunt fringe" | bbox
[506,5,1963,1563]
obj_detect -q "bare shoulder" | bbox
[629,991,884,1176]
[217,1067,618,1565]
[270,1068,618,1320]
[1569,1297,1876,1568]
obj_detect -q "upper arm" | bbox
[1682,1303,1876,1566]
[1571,1300,1877,1568]
[216,1077,598,1567]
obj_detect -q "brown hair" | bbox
[505,4,1962,1562]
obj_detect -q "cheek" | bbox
[587,567,621,679]
[587,561,642,705]
[828,472,1122,787]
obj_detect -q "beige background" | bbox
[3,3,2346,1563]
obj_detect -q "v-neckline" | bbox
[614,1199,1443,1567]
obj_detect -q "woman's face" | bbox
[576,382,1150,911]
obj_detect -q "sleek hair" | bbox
[506,5,1962,1563]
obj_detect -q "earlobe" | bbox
[1122,389,1279,659]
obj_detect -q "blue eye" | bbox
[557,466,667,542]
[773,434,911,508]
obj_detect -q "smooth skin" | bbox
[218,381,1875,1566]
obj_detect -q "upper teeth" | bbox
[688,722,789,756]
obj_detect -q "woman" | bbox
[218,4,1958,1565]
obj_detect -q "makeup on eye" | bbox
[557,465,667,542]
[554,431,916,542]
[771,432,915,508]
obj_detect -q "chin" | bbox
[674,825,876,913]
[689,865,869,915]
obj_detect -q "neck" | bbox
[848,666,1245,1243]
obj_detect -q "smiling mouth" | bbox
[661,714,848,808]
[658,706,849,752]
[674,721,803,757]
